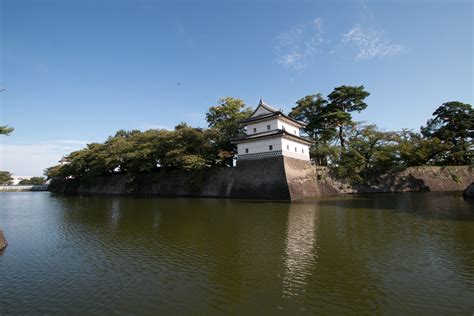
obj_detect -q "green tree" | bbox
[44,165,67,180]
[397,129,450,166]
[289,93,336,165]
[19,177,46,185]
[0,171,13,185]
[327,85,370,149]
[329,125,401,183]
[206,97,253,165]
[421,101,473,165]
[0,126,14,135]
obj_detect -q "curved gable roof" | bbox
[248,99,279,118]
[240,99,306,127]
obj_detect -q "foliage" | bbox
[291,87,471,184]
[327,85,370,148]
[45,122,228,180]
[0,171,13,185]
[206,97,253,166]
[289,93,336,165]
[331,125,403,183]
[44,92,473,187]
[421,101,473,165]
[289,86,369,164]
[18,177,46,185]
[0,126,14,135]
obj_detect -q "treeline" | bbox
[45,98,252,180]
[44,87,473,184]
[289,86,472,183]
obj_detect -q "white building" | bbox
[232,100,314,161]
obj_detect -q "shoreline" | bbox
[48,161,473,201]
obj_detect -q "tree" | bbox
[327,85,370,149]
[206,97,253,165]
[397,129,449,166]
[289,93,336,165]
[0,171,13,185]
[421,101,473,165]
[329,124,402,183]
[0,126,14,135]
[19,177,46,185]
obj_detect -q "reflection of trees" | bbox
[51,193,474,314]
[54,195,293,312]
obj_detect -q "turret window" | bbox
[302,149,304,153]
[269,145,273,150]
[295,147,297,152]
[267,125,271,130]
[245,148,249,153]
[287,145,289,150]
[253,128,257,133]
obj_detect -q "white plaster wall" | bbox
[237,137,283,155]
[281,138,310,161]
[246,118,279,135]
[277,120,300,136]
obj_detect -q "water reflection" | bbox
[283,202,318,298]
[0,192,473,314]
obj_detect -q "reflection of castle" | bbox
[232,100,314,162]
[282,203,318,297]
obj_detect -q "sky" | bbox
[0,0,472,176]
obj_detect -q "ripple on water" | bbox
[0,192,473,314]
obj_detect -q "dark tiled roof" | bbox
[231,129,315,144]
[240,100,306,127]
[239,111,306,127]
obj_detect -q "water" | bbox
[0,192,473,314]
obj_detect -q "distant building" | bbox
[59,156,69,165]
[232,100,314,161]
[11,176,33,185]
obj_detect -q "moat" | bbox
[1,192,473,314]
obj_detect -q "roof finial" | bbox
[259,99,264,106]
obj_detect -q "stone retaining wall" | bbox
[49,161,473,200]
[0,185,49,192]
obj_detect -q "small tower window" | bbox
[295,147,297,152]
[253,128,257,133]
[294,130,297,134]
[302,149,304,153]
[267,124,271,130]
[269,145,273,150]
[245,148,249,153]
[287,145,289,150]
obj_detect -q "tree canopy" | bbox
[0,171,13,185]
[46,97,254,180]
[289,87,472,184]
[421,101,473,165]
[0,126,14,135]
[19,177,46,185]
[44,93,472,185]
[206,97,252,165]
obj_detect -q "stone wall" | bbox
[49,160,473,200]
[50,156,293,200]
[0,185,49,192]
[312,165,473,194]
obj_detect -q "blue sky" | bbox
[1,0,472,175]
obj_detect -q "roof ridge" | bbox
[259,99,279,112]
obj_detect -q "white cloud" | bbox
[275,18,325,71]
[0,140,90,176]
[343,25,404,60]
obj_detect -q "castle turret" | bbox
[231,100,315,161]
